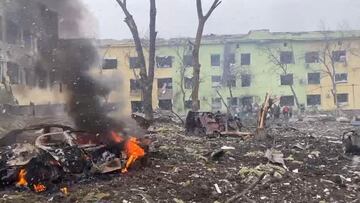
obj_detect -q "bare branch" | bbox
[204,0,222,20]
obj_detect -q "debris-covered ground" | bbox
[0,115,360,203]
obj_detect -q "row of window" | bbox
[131,92,350,113]
[129,71,348,92]
[103,49,347,70]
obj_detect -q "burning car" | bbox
[0,124,150,193]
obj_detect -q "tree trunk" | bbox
[191,20,205,111]
[289,85,300,108]
[142,83,153,120]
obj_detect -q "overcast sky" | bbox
[82,0,360,40]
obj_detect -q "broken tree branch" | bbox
[225,173,266,203]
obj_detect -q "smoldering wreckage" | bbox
[1,1,360,203]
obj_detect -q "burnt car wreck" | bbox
[0,124,150,193]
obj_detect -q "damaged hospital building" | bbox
[99,30,360,114]
[1,2,360,116]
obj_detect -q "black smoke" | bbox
[6,0,122,133]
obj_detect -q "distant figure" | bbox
[289,106,293,118]
[282,106,289,118]
[273,104,281,119]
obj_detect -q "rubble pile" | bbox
[0,116,359,202]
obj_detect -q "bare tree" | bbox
[115,0,157,121]
[173,40,192,110]
[191,0,221,111]
[316,31,351,109]
[263,46,300,108]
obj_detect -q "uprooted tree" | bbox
[191,0,221,111]
[263,46,300,108]
[115,0,157,121]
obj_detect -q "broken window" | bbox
[307,95,321,106]
[183,55,193,67]
[130,79,141,91]
[307,73,320,85]
[211,54,221,66]
[6,20,19,44]
[185,100,192,109]
[156,56,173,68]
[129,57,140,69]
[305,52,319,63]
[158,99,172,110]
[337,93,349,103]
[185,101,192,109]
[131,101,143,113]
[184,77,192,89]
[212,76,222,88]
[212,98,222,110]
[158,78,172,89]
[241,74,251,87]
[280,74,293,85]
[241,53,251,65]
[335,73,348,83]
[332,50,346,62]
[102,59,118,69]
[6,62,19,84]
[240,96,253,106]
[280,95,295,106]
[280,51,294,64]
[227,75,236,87]
[228,97,238,106]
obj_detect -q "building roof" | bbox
[98,29,360,48]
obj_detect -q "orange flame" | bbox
[17,169,28,187]
[60,187,69,195]
[33,184,46,193]
[121,137,145,173]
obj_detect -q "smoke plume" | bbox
[6,0,123,133]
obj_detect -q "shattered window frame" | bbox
[307,72,320,85]
[240,96,253,106]
[211,75,222,88]
[102,58,118,70]
[212,98,222,110]
[305,52,319,63]
[211,54,221,67]
[337,93,349,104]
[158,99,172,110]
[129,57,140,69]
[332,50,347,62]
[280,95,295,106]
[131,101,143,113]
[156,56,173,68]
[227,97,238,106]
[227,75,237,87]
[307,94,321,106]
[280,74,293,85]
[240,53,251,65]
[184,77,193,89]
[280,51,294,64]
[335,73,348,83]
[241,74,251,87]
[130,79,141,91]
[183,55,193,67]
[158,78,173,89]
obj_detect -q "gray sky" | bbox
[82,0,360,40]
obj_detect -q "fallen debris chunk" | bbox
[264,149,288,170]
[214,183,222,194]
